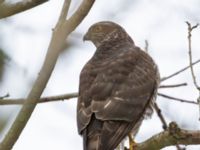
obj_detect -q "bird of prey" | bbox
[77,21,160,150]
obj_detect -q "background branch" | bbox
[158,93,198,105]
[0,0,95,149]
[159,83,187,88]
[0,93,78,105]
[0,91,197,106]
[0,0,48,19]
[186,21,200,90]
[144,40,149,52]
[186,21,200,121]
[161,59,200,82]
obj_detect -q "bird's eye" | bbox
[94,26,101,32]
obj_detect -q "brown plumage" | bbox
[77,21,160,150]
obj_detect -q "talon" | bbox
[128,133,137,150]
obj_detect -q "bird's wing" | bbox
[91,47,158,122]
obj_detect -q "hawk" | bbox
[77,21,160,150]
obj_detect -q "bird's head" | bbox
[83,21,132,48]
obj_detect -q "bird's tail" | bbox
[83,115,103,150]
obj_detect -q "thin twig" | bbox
[161,59,200,82]
[186,21,200,120]
[186,21,200,90]
[154,102,168,130]
[0,91,197,106]
[144,40,149,52]
[159,83,187,88]
[158,93,198,105]
[0,93,78,105]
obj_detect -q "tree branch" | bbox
[66,0,95,34]
[0,0,95,149]
[0,0,48,19]
[161,59,200,82]
[186,21,200,90]
[0,93,78,105]
[153,102,184,150]
[133,122,200,150]
[185,21,200,120]
[153,102,167,130]
[158,93,198,105]
[144,40,149,52]
[0,91,198,106]
[159,83,187,88]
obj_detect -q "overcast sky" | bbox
[0,0,200,150]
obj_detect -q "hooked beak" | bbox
[83,31,90,41]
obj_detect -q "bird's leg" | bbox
[116,145,120,150]
[128,133,136,150]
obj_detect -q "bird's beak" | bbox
[83,31,90,42]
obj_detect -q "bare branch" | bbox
[153,103,183,150]
[0,91,197,106]
[161,59,200,82]
[186,21,200,120]
[186,21,200,90]
[159,83,187,89]
[144,40,149,52]
[0,90,196,106]
[133,122,200,150]
[0,0,48,19]
[158,93,198,105]
[0,93,78,105]
[153,102,168,130]
[0,0,95,149]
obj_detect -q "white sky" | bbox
[0,0,200,150]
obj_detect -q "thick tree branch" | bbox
[153,102,167,130]
[153,103,183,150]
[133,122,200,150]
[0,0,95,149]
[0,0,48,19]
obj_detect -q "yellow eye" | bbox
[94,26,101,32]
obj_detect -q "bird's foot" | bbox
[128,133,137,150]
